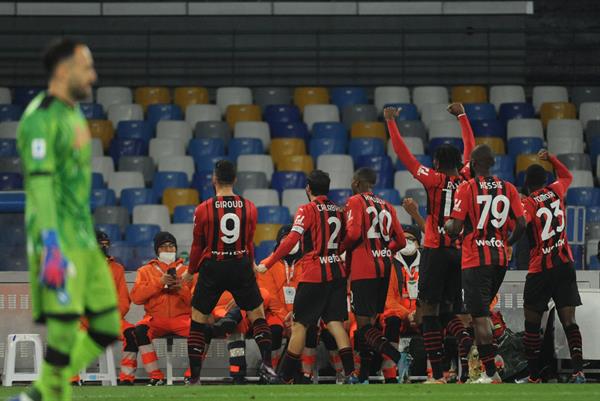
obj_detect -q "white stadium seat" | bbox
[303,104,340,130]
[374,86,410,113]
[428,120,461,140]
[237,155,274,183]
[317,155,354,174]
[489,85,525,110]
[92,156,115,183]
[133,205,170,230]
[532,86,568,113]
[506,118,544,140]
[107,104,143,128]
[156,121,193,143]
[108,171,145,199]
[158,156,195,181]
[216,87,253,115]
[96,87,133,112]
[234,121,271,151]
[394,170,422,197]
[579,102,600,128]
[282,189,307,216]
[242,189,280,207]
[412,86,449,113]
[0,121,19,139]
[421,103,453,130]
[149,138,186,165]
[185,105,221,128]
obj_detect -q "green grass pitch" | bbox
[1,384,600,401]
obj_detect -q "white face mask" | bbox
[399,239,418,256]
[158,252,177,265]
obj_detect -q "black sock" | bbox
[252,318,273,367]
[523,321,542,380]
[422,316,444,379]
[338,347,355,376]
[445,315,473,379]
[359,349,374,382]
[363,325,401,363]
[478,343,496,377]
[280,351,301,383]
[564,324,583,373]
[188,321,212,380]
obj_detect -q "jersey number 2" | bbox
[366,206,392,241]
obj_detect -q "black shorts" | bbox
[462,265,506,318]
[351,277,390,317]
[293,279,348,327]
[418,246,462,311]
[524,262,582,313]
[192,257,263,315]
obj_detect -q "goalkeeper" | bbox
[12,38,120,401]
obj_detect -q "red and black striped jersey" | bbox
[451,176,524,269]
[342,192,406,281]
[189,195,257,273]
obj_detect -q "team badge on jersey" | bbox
[31,138,46,160]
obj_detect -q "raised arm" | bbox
[384,107,424,176]
[388,207,407,252]
[448,103,476,164]
[260,206,311,270]
[402,197,426,232]
[539,149,572,194]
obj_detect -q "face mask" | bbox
[399,239,418,256]
[158,252,177,265]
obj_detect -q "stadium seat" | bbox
[281,189,307,216]
[0,87,10,104]
[331,87,368,110]
[471,119,505,138]
[156,120,193,144]
[193,121,231,146]
[237,155,274,182]
[579,102,600,128]
[152,171,188,199]
[0,121,18,139]
[566,187,600,207]
[351,122,386,142]
[317,154,354,174]
[507,137,543,160]
[13,87,42,108]
[587,206,600,223]
[147,104,183,128]
[451,86,487,103]
[592,137,600,165]
[92,156,115,183]
[374,86,411,113]
[91,172,105,189]
[310,138,346,160]
[94,206,129,233]
[304,104,340,130]
[217,87,253,115]
[498,102,535,123]
[571,86,600,108]
[428,120,461,140]
[243,189,279,208]
[116,120,152,145]
[557,153,592,171]
[421,103,454,129]
[118,156,155,185]
[186,105,222,128]
[79,103,104,119]
[188,138,226,163]
[168,223,194,251]
[270,122,309,141]
[158,155,195,181]
[464,103,496,121]
[125,224,161,246]
[475,137,505,154]
[277,155,314,175]
[491,155,515,182]
[91,138,104,157]
[271,172,306,193]
[349,138,385,162]
[489,85,526,111]
[412,86,449,113]
[357,155,394,188]
[405,188,427,207]
[107,104,143,128]
[515,154,553,175]
[120,188,157,214]
[394,171,422,197]
[90,188,116,210]
[312,122,347,142]
[0,104,22,122]
[254,224,282,246]
[328,189,352,206]
[329,171,353,189]
[264,104,301,125]
[88,119,115,150]
[506,119,544,140]
[108,171,145,199]
[257,206,291,224]
[532,86,568,113]
[548,137,584,155]
[95,223,121,243]
[228,137,263,160]
[540,102,576,128]
[254,87,292,109]
[234,171,268,194]
[96,87,133,112]
[234,121,270,151]
[394,120,427,144]
[226,104,262,129]
[255,240,277,263]
[0,139,16,157]
[570,170,595,188]
[374,188,401,205]
[342,105,378,129]
[547,119,583,142]
[586,240,600,269]
[149,138,186,165]
[132,205,170,230]
[163,188,199,215]
[588,225,600,242]
[134,87,171,112]
[0,157,21,174]
[270,138,306,167]
[174,87,209,113]
[173,205,196,224]
[385,103,419,121]
[294,87,329,113]
[428,138,464,155]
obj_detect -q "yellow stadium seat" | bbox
[351,121,387,141]
[451,86,487,104]
[254,224,282,246]
[270,138,307,167]
[174,87,209,113]
[226,104,262,129]
[277,155,314,175]
[162,188,199,215]
[87,119,114,151]
[134,87,171,112]
[540,102,577,128]
[293,87,329,113]
[516,154,553,175]
[475,137,506,155]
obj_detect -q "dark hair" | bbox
[43,38,84,76]
[307,170,330,196]
[433,144,462,170]
[153,231,177,254]
[95,229,110,244]
[525,164,548,190]
[214,159,236,184]
[353,167,377,187]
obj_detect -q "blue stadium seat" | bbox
[587,207,600,223]
[471,119,506,138]
[356,155,394,188]
[309,138,346,160]
[90,188,116,210]
[382,103,419,121]
[79,103,104,119]
[0,105,23,122]
[428,138,464,155]
[270,122,309,141]
[571,244,584,270]
[120,188,157,214]
[374,188,401,205]
[188,138,225,165]
[566,187,600,207]
[331,87,368,109]
[395,155,433,171]
[0,192,25,212]
[196,155,233,173]
[257,206,291,224]
[125,224,161,246]
[228,138,263,160]
[173,205,196,223]
[92,173,106,189]
[255,240,277,263]
[312,122,347,142]
[95,224,121,243]
[264,104,301,125]
[153,171,188,199]
[133,243,157,269]
[328,189,352,206]
[349,138,385,162]
[200,185,215,200]
[498,102,535,124]
[147,104,183,128]
[589,256,600,270]
[0,172,22,190]
[110,241,135,270]
[0,139,17,157]
[116,121,153,145]
[191,171,213,193]
[109,138,147,164]
[590,136,600,166]
[464,103,496,121]
[271,171,307,193]
[491,155,515,182]
[507,137,543,160]
[0,214,25,247]
[13,87,42,108]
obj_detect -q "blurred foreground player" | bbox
[13,38,120,401]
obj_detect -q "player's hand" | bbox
[447,103,465,117]
[39,230,70,290]
[254,263,268,274]
[402,197,419,217]
[383,106,400,121]
[284,312,294,329]
[408,311,417,326]
[537,149,549,161]
[182,271,194,284]
[161,274,176,286]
